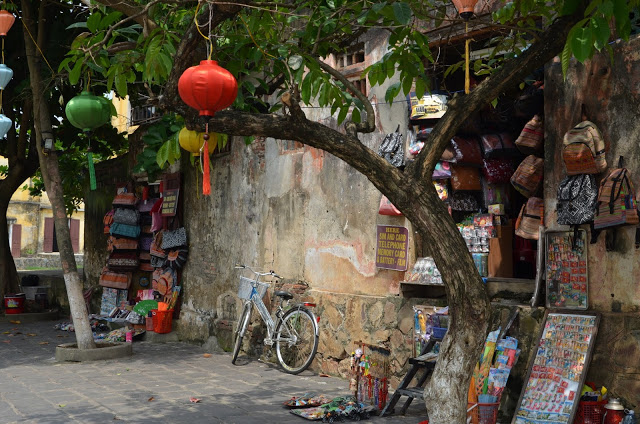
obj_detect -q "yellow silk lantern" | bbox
[178,127,217,156]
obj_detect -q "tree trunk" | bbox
[0,200,20,298]
[21,0,95,350]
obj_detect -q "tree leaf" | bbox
[392,2,412,25]
[351,107,361,123]
[156,141,170,168]
[570,26,593,62]
[385,82,401,104]
[561,40,572,79]
[87,12,102,33]
[560,0,580,16]
[115,73,127,97]
[612,0,631,40]
[591,16,610,51]
[68,60,83,86]
[337,105,348,125]
[66,22,88,30]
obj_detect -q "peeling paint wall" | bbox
[178,30,420,378]
[545,35,640,407]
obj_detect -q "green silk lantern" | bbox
[65,91,112,190]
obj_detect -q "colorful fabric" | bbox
[99,268,132,290]
[511,155,543,198]
[107,251,140,272]
[562,120,607,175]
[112,192,138,207]
[594,168,639,229]
[557,174,598,226]
[107,236,138,252]
[515,197,544,240]
[480,133,518,159]
[482,158,514,184]
[432,161,452,180]
[113,208,140,225]
[515,114,544,154]
[379,196,402,216]
[110,222,141,239]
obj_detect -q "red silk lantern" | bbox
[0,10,15,36]
[451,0,478,20]
[178,60,238,117]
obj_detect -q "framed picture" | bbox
[545,230,588,310]
[512,310,599,424]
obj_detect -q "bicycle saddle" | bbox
[274,290,294,300]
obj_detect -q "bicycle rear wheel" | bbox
[232,302,251,365]
[275,307,318,374]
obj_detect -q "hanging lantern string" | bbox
[9,1,54,75]
[194,1,214,60]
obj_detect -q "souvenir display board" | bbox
[512,311,599,424]
[545,230,588,310]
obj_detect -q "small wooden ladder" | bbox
[380,337,439,417]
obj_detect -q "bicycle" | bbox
[231,265,320,374]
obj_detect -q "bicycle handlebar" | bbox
[235,264,282,279]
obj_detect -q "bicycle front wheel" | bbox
[275,307,318,374]
[232,302,251,365]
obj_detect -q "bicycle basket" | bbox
[237,277,269,300]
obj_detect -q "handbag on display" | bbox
[161,227,187,249]
[379,196,402,216]
[110,222,141,239]
[448,192,479,212]
[139,235,153,252]
[107,251,140,272]
[107,236,138,252]
[432,162,452,180]
[451,136,483,167]
[113,208,140,226]
[515,197,544,240]
[433,181,449,201]
[377,127,404,168]
[152,267,176,296]
[480,133,518,158]
[482,158,514,184]
[138,198,158,213]
[594,166,639,229]
[150,231,166,259]
[482,181,510,209]
[515,115,544,154]
[112,192,138,207]
[451,165,482,191]
[562,120,607,175]
[510,155,544,198]
[103,209,114,234]
[150,198,164,232]
[166,248,189,270]
[557,174,598,226]
[99,267,132,290]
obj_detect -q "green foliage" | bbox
[133,115,183,181]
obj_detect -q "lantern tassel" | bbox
[87,149,97,191]
[203,141,210,195]
[465,22,470,94]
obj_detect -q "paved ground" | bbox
[0,319,427,424]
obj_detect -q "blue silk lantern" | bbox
[0,113,11,138]
[0,64,12,90]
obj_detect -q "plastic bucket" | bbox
[4,294,26,314]
[151,309,173,334]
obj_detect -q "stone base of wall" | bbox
[15,254,84,270]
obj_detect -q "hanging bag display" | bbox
[594,164,639,229]
[451,165,482,191]
[432,162,452,180]
[557,174,598,226]
[562,121,607,175]
[515,115,544,154]
[107,251,140,272]
[112,192,138,208]
[161,227,187,249]
[379,195,402,216]
[113,208,140,226]
[150,231,166,258]
[110,222,141,239]
[448,192,479,212]
[510,155,544,198]
[450,136,483,167]
[482,158,514,184]
[99,267,132,290]
[377,126,404,168]
[107,236,138,252]
[480,133,518,158]
[515,197,544,240]
[150,198,164,232]
[103,209,114,234]
[166,248,189,270]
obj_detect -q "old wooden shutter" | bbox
[70,219,80,253]
[11,224,21,258]
[44,217,54,253]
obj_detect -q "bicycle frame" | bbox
[245,283,319,346]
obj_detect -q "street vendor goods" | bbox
[594,167,638,229]
[562,121,607,175]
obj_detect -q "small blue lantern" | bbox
[0,64,12,90]
[0,113,12,138]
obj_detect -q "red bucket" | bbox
[4,294,26,314]
[151,309,173,334]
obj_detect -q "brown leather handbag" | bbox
[451,165,482,191]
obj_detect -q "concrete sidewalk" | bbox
[0,319,427,424]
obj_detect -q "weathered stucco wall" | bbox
[545,35,640,407]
